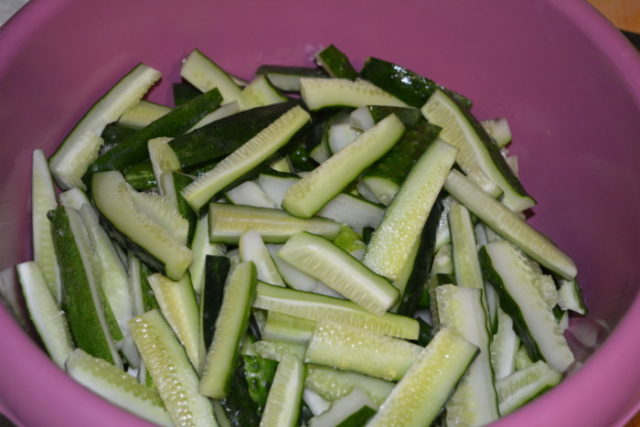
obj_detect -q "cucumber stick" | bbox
[31,150,62,303]
[445,169,577,279]
[50,64,161,189]
[364,139,458,281]
[129,310,218,426]
[65,349,172,427]
[300,78,407,110]
[278,232,398,315]
[367,328,478,427]
[181,49,243,104]
[260,353,305,427]
[283,114,404,218]
[239,230,286,286]
[189,214,226,297]
[200,262,256,398]
[497,361,561,416]
[182,106,310,211]
[263,312,315,345]
[308,388,375,427]
[314,45,358,80]
[119,100,171,129]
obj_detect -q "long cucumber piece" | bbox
[31,149,62,303]
[181,49,243,104]
[363,139,458,281]
[50,64,161,189]
[260,353,305,427]
[189,214,226,298]
[366,328,478,427]
[282,114,405,218]
[496,361,561,416]
[263,312,315,345]
[65,349,172,427]
[254,282,418,339]
[182,106,310,211]
[449,202,484,290]
[300,78,407,110]
[16,262,73,368]
[278,232,398,315]
[129,310,218,427]
[445,169,577,279]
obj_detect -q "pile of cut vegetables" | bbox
[18,44,587,426]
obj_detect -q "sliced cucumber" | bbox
[209,203,341,244]
[16,262,73,368]
[481,118,512,148]
[304,389,331,416]
[49,63,161,189]
[65,349,172,427]
[283,114,405,218]
[189,101,240,132]
[201,255,231,350]
[308,388,375,427]
[129,310,218,426]
[449,201,484,290]
[363,139,457,281]
[119,100,171,129]
[263,312,315,345]
[491,308,520,381]
[327,123,361,154]
[189,214,226,298]
[300,78,407,110]
[254,282,418,339]
[226,180,277,209]
[278,232,398,315]
[238,75,288,110]
[128,190,189,245]
[314,45,358,80]
[497,360,562,416]
[239,230,286,286]
[256,65,328,92]
[260,353,305,427]
[557,278,587,315]
[366,328,478,427]
[181,49,243,104]
[444,169,577,279]
[147,137,181,195]
[31,149,62,303]
[182,106,310,211]
[250,340,307,362]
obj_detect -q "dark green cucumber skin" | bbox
[139,261,160,312]
[363,121,442,186]
[173,80,203,106]
[48,206,114,363]
[362,227,374,244]
[286,109,335,172]
[360,57,472,109]
[396,195,444,316]
[415,317,433,347]
[221,357,262,427]
[242,352,278,412]
[367,106,422,128]
[202,255,231,349]
[478,246,543,362]
[86,88,223,177]
[173,172,196,244]
[256,65,328,86]
[336,406,377,427]
[100,123,137,150]
[315,44,359,80]
[122,162,156,192]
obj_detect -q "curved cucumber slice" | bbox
[66,349,172,427]
[497,361,561,416]
[16,262,73,368]
[260,353,305,427]
[300,78,407,110]
[367,328,478,427]
[129,310,218,426]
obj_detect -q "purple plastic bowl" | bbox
[1,0,639,425]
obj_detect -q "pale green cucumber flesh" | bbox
[300,78,407,110]
[181,49,242,104]
[496,361,562,416]
[260,353,305,427]
[239,229,286,286]
[263,312,315,345]
[119,100,172,129]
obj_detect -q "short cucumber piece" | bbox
[479,241,575,372]
[445,169,577,279]
[16,262,73,368]
[260,353,305,427]
[148,273,203,371]
[50,63,161,189]
[65,349,172,427]
[31,149,62,303]
[314,45,358,80]
[283,114,405,218]
[263,312,315,345]
[422,89,535,211]
[491,308,520,380]
[367,328,478,427]
[496,360,562,416]
[209,203,341,244]
[119,100,172,129]
[129,310,218,426]
[308,388,376,427]
[300,78,407,111]
[363,139,458,281]
[481,118,512,148]
[182,106,311,211]
[200,262,256,398]
[557,278,587,315]
[254,282,418,339]
[305,321,422,381]
[278,232,398,315]
[305,365,394,407]
[181,49,243,104]
[238,75,289,110]
[256,65,328,92]
[240,230,286,286]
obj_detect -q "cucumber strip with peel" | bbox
[308,388,376,427]
[238,75,289,110]
[481,118,512,148]
[444,169,577,279]
[263,312,315,345]
[147,137,181,195]
[239,230,286,286]
[314,45,358,80]
[209,203,341,244]
[305,321,422,381]
[449,202,485,290]
[49,63,161,189]
[491,308,520,380]
[189,101,240,132]
[366,328,478,427]
[65,349,172,427]
[128,190,189,245]
[200,262,256,399]
[31,149,62,303]
[421,89,534,211]
[300,78,407,110]
[260,353,305,427]
[256,65,328,92]
[305,365,395,407]
[181,49,243,104]
[480,241,575,372]
[363,138,458,281]
[283,114,405,218]
[148,273,204,371]
[129,310,218,426]
[201,255,231,350]
[250,340,307,362]
[189,214,226,297]
[182,106,310,211]
[496,360,562,416]
[16,262,73,368]
[557,278,587,315]
[254,282,418,339]
[279,232,398,315]
[119,100,171,129]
